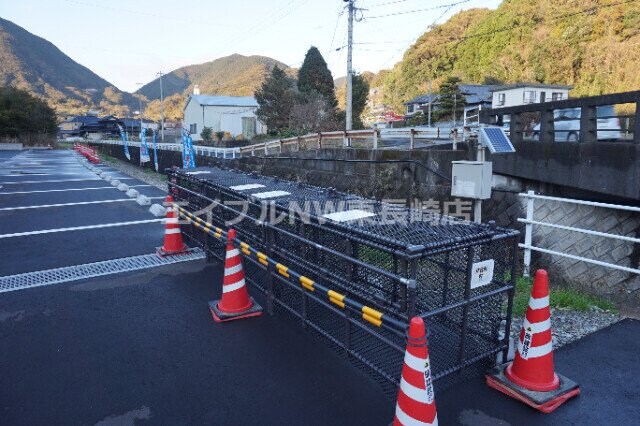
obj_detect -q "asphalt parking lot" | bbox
[1,150,638,425]
[0,150,392,425]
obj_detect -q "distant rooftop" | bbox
[491,83,573,91]
[188,95,258,107]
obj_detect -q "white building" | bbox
[491,83,573,109]
[183,94,266,141]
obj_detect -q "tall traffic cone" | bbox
[486,270,580,413]
[156,195,189,256]
[393,317,438,426]
[208,229,262,322]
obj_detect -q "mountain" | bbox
[0,17,136,116]
[380,0,640,112]
[137,54,292,101]
[137,53,293,121]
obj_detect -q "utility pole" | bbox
[345,0,354,137]
[135,82,144,137]
[428,79,432,128]
[157,71,165,141]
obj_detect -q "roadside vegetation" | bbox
[0,87,57,145]
[513,276,617,316]
[255,46,369,138]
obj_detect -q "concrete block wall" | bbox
[530,198,640,304]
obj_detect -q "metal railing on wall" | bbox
[86,125,467,160]
[520,190,640,277]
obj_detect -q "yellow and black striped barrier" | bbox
[174,205,405,332]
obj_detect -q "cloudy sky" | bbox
[1,0,502,92]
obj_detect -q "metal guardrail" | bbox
[86,139,241,159]
[85,126,467,160]
[520,190,640,276]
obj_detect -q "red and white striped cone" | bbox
[485,269,580,413]
[209,229,262,323]
[506,269,557,391]
[393,317,438,426]
[156,195,189,256]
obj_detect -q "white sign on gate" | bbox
[470,259,495,289]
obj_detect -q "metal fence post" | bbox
[410,129,415,150]
[458,245,475,369]
[373,129,378,149]
[523,190,535,277]
[265,224,275,315]
[318,132,323,149]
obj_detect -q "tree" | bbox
[0,87,58,137]
[351,73,370,129]
[297,47,337,109]
[255,65,295,135]
[435,76,466,123]
[200,126,213,143]
[289,92,340,134]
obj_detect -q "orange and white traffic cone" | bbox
[156,195,189,256]
[209,229,262,322]
[393,317,438,426]
[486,269,580,413]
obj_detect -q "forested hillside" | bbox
[381,0,640,112]
[0,17,136,116]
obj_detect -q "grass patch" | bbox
[160,175,168,181]
[512,276,616,316]
[101,153,117,164]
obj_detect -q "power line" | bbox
[366,0,470,19]
[368,0,412,7]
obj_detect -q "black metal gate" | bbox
[168,167,519,397]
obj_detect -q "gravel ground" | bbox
[101,156,168,192]
[510,307,620,351]
[99,152,623,353]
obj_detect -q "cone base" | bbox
[209,299,263,323]
[156,245,191,257]
[505,362,559,392]
[486,364,580,413]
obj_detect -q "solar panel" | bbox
[479,127,516,154]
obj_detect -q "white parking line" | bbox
[0,197,165,211]
[0,219,164,239]
[0,177,137,185]
[0,185,152,196]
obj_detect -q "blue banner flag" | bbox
[117,124,131,160]
[181,127,196,169]
[152,129,159,172]
[140,128,150,163]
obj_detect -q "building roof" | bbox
[491,83,573,92]
[404,94,439,105]
[188,95,259,107]
[63,115,100,124]
[405,84,498,106]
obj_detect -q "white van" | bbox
[532,105,622,141]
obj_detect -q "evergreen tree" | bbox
[297,47,337,109]
[351,73,370,129]
[254,66,295,134]
[435,76,466,123]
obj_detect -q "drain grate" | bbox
[0,248,205,293]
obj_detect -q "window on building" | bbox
[407,104,414,114]
[190,123,197,134]
[552,92,564,101]
[497,93,506,106]
[523,91,536,104]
